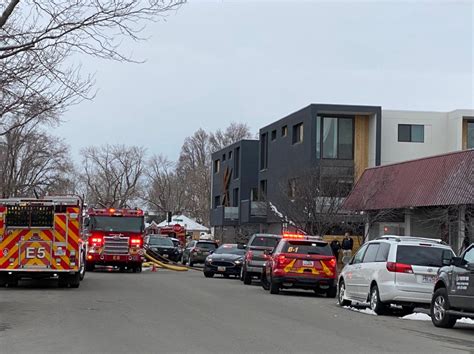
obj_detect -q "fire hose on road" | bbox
[143,249,200,271]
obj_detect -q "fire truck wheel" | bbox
[79,258,86,280]
[58,276,68,288]
[69,273,81,288]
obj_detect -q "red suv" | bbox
[261,235,337,297]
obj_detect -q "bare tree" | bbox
[0,118,74,197]
[0,0,185,134]
[209,122,252,152]
[82,144,146,208]
[143,154,187,217]
[274,167,355,237]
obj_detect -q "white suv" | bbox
[337,236,455,315]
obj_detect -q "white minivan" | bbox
[337,235,455,315]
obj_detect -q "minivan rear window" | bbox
[283,241,332,256]
[250,236,279,248]
[396,245,447,267]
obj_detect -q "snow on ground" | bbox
[458,317,474,325]
[401,313,431,321]
[343,306,377,316]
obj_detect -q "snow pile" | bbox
[458,317,474,325]
[401,313,431,321]
[343,306,377,316]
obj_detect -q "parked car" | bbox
[144,235,181,262]
[431,243,474,328]
[241,233,281,284]
[337,235,455,315]
[261,235,337,296]
[182,240,218,266]
[203,244,246,278]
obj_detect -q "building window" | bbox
[214,195,220,209]
[234,147,240,179]
[398,124,424,143]
[250,188,258,201]
[282,125,288,137]
[316,116,321,158]
[321,116,354,159]
[232,188,239,207]
[259,180,267,201]
[228,151,233,159]
[260,133,268,170]
[271,130,277,141]
[468,122,474,149]
[292,123,303,144]
[214,159,220,173]
[222,153,226,161]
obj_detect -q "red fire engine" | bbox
[0,196,85,288]
[85,208,145,272]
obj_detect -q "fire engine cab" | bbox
[84,208,145,272]
[0,196,85,288]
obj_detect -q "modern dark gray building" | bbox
[210,104,382,242]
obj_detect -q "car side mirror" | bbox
[441,250,453,266]
[452,257,467,267]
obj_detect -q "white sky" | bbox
[55,0,474,161]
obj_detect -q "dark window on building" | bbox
[251,188,258,201]
[260,133,268,170]
[232,188,239,207]
[222,153,226,161]
[282,125,288,137]
[228,151,233,159]
[468,121,474,149]
[234,147,240,179]
[214,195,220,209]
[292,123,303,144]
[214,159,220,173]
[259,180,267,201]
[271,130,277,141]
[321,117,354,159]
[316,116,321,158]
[398,124,424,143]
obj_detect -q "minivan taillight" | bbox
[386,262,413,274]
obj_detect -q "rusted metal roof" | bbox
[343,150,474,211]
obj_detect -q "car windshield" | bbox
[396,245,448,267]
[197,242,217,250]
[171,239,180,247]
[283,241,333,256]
[148,237,174,247]
[214,245,246,255]
[250,236,279,248]
[90,216,143,233]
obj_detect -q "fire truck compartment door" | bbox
[19,241,52,268]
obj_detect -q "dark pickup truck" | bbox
[431,243,474,328]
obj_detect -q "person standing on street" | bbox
[341,232,354,263]
[330,239,341,263]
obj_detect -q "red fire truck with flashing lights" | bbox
[84,208,145,272]
[0,196,85,288]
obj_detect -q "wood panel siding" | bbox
[354,115,369,182]
[462,118,468,150]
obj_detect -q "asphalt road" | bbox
[0,268,473,354]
